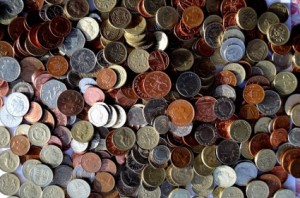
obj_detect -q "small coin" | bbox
[223,63,246,85]
[109,7,132,29]
[40,145,63,167]
[40,79,67,109]
[77,17,99,41]
[153,115,170,134]
[70,48,96,73]
[0,57,21,82]
[236,7,257,30]
[257,90,281,115]
[259,174,282,197]
[176,71,201,98]
[273,72,298,96]
[246,39,268,62]
[10,135,30,156]
[47,55,69,77]
[288,127,300,147]
[104,41,127,65]
[194,123,217,146]
[93,172,115,193]
[81,152,102,173]
[6,92,30,117]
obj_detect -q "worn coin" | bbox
[257,90,281,115]
[19,181,42,198]
[71,120,94,143]
[113,127,136,151]
[67,179,91,198]
[0,126,10,148]
[213,165,237,188]
[28,122,51,146]
[137,126,159,150]
[0,173,20,196]
[42,185,65,198]
[30,164,53,187]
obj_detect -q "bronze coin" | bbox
[194,37,215,57]
[143,71,171,98]
[148,50,169,71]
[53,126,72,150]
[259,174,281,197]
[270,43,291,55]
[10,135,30,156]
[8,17,27,41]
[223,12,238,28]
[96,68,117,90]
[106,131,127,156]
[20,146,42,164]
[249,133,272,156]
[221,0,246,16]
[49,16,72,38]
[0,41,15,57]
[195,96,217,123]
[57,90,84,116]
[215,115,238,139]
[281,148,300,172]
[270,128,288,149]
[216,70,237,86]
[37,22,64,49]
[272,115,290,131]
[93,172,115,193]
[171,146,192,168]
[47,55,69,77]
[166,99,195,126]
[246,75,271,89]
[24,102,43,124]
[288,158,300,178]
[270,166,288,184]
[81,152,102,173]
[0,80,10,97]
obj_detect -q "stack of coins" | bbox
[1,0,300,198]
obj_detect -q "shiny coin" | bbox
[30,164,53,187]
[77,17,99,41]
[0,173,20,196]
[40,145,63,168]
[127,48,150,73]
[255,149,277,172]
[6,92,29,117]
[236,7,257,30]
[0,57,21,82]
[71,120,94,143]
[235,161,258,186]
[267,23,290,46]
[257,12,280,34]
[223,63,246,85]
[246,39,268,62]
[28,122,51,146]
[213,165,237,188]
[88,103,109,127]
[70,48,96,73]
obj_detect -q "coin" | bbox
[137,126,159,150]
[0,173,20,196]
[42,185,65,198]
[216,140,240,165]
[28,122,51,146]
[236,7,257,30]
[0,126,10,148]
[71,120,94,143]
[259,174,282,197]
[77,17,99,41]
[246,39,268,62]
[243,84,265,104]
[246,180,269,198]
[113,127,136,151]
[67,179,91,198]
[214,97,235,120]
[19,181,42,198]
[176,71,201,98]
[268,23,290,46]
[268,2,289,23]
[255,149,277,172]
[10,135,30,156]
[213,165,237,188]
[166,99,195,126]
[257,12,280,35]
[273,72,298,96]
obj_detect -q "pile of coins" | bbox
[0,0,300,198]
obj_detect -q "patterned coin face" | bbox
[166,99,195,126]
[6,92,30,116]
[57,90,84,116]
[42,185,65,198]
[70,48,96,73]
[19,182,42,198]
[0,173,20,196]
[40,79,67,109]
[30,164,53,187]
[0,150,20,173]
[67,179,91,198]
[257,90,281,115]
[214,97,235,120]
[103,41,127,65]
[176,71,201,98]
[268,23,290,46]
[137,126,159,150]
[0,57,21,82]
[71,120,94,143]
[40,145,63,167]
[109,7,132,29]
[58,28,86,57]
[113,127,136,151]
[28,123,51,146]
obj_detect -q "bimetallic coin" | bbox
[255,149,277,172]
[0,126,10,148]
[235,161,258,186]
[28,123,51,146]
[30,164,53,187]
[213,165,237,188]
[19,182,42,198]
[0,173,20,196]
[67,179,91,198]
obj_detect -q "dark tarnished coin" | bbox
[103,41,127,65]
[194,124,217,146]
[57,90,84,116]
[204,22,224,48]
[70,48,96,73]
[109,7,132,29]
[216,140,240,165]
[143,99,168,124]
[257,90,281,116]
[64,0,89,20]
[176,71,201,98]
[214,97,235,120]
[268,2,289,23]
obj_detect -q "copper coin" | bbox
[272,115,290,131]
[81,152,102,173]
[10,135,31,156]
[106,131,127,156]
[93,172,115,193]
[239,104,260,120]
[270,128,288,149]
[288,158,300,178]
[0,80,9,97]
[51,108,68,127]
[57,90,84,116]
[37,22,64,49]
[20,146,42,163]
[270,43,291,55]
[8,17,27,41]
[143,71,171,98]
[216,70,237,86]
[249,133,272,156]
[20,57,45,83]
[194,96,217,123]
[171,146,192,168]
[40,109,56,129]
[115,89,138,108]
[215,115,238,139]
[221,0,246,16]
[258,174,281,197]
[72,153,83,168]
[281,148,300,172]
[182,6,204,28]
[0,97,3,109]
[47,55,69,77]
[24,102,43,124]
[243,84,265,104]
[195,37,215,57]
[96,68,117,90]
[84,86,105,106]
[132,72,152,99]
[0,41,15,57]
[173,23,193,41]
[49,16,72,38]
[166,99,195,126]
[270,166,288,184]
[121,85,139,100]
[48,135,63,148]
[148,50,169,71]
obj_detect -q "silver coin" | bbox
[0,105,23,128]
[288,127,300,147]
[214,84,236,101]
[112,104,127,128]
[78,77,97,94]
[67,179,91,198]
[0,173,20,196]
[6,92,30,116]
[0,0,24,19]
[0,150,20,173]
[58,28,86,57]
[144,99,168,124]
[224,44,244,62]
[28,122,51,147]
[77,17,99,41]
[0,126,10,148]
[104,105,118,128]
[153,115,170,134]
[19,181,42,198]
[255,60,277,82]
[71,139,88,153]
[30,164,53,187]
[221,38,245,60]
[70,48,96,73]
[153,31,169,51]
[127,105,148,127]
[274,189,295,198]
[11,81,34,99]
[221,186,244,198]
[72,165,95,183]
[257,90,281,115]
[169,122,193,137]
[0,57,21,82]
[150,145,170,165]
[214,97,235,120]
[52,165,73,188]
[284,94,300,115]
[40,79,67,109]
[42,185,65,198]
[213,165,236,188]
[168,188,190,198]
[22,159,41,181]
[88,103,109,127]
[223,63,246,85]
[234,161,258,186]
[40,145,63,168]
[138,184,161,198]
[254,117,271,133]
[222,28,245,42]
[251,66,264,76]
[246,180,269,198]
[272,52,292,71]
[109,65,127,89]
